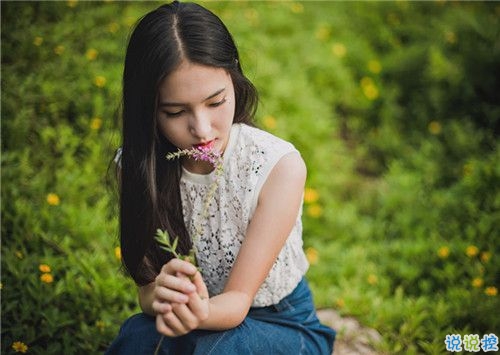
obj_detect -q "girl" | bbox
[107,1,335,354]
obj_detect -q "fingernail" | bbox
[186,284,196,292]
[178,295,189,303]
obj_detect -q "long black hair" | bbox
[120,1,258,285]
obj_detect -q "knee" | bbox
[105,313,160,355]
[119,313,156,335]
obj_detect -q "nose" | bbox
[189,111,211,139]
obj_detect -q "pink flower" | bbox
[190,146,222,166]
[166,146,222,170]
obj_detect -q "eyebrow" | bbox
[159,87,226,107]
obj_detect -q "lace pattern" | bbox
[180,124,309,307]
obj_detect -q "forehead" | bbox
[158,61,233,102]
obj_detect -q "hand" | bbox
[152,258,197,314]
[153,259,210,336]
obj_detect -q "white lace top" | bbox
[180,123,309,307]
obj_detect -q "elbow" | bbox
[202,291,252,330]
[230,293,252,327]
[232,307,249,328]
[220,310,248,330]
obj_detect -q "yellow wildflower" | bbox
[363,85,379,100]
[480,251,491,263]
[90,117,103,130]
[40,273,54,284]
[39,264,51,273]
[335,298,345,308]
[463,162,474,177]
[367,274,378,285]
[86,48,98,61]
[15,250,23,259]
[387,12,400,26]
[67,0,78,8]
[33,36,43,46]
[262,115,277,130]
[244,9,259,24]
[108,22,120,34]
[360,77,379,100]
[305,247,319,265]
[290,2,304,14]
[303,187,319,204]
[115,246,122,260]
[485,286,498,296]
[46,193,60,206]
[124,16,136,27]
[0,282,3,289]
[94,75,107,88]
[95,320,106,331]
[332,43,347,58]
[437,246,450,259]
[368,60,382,74]
[472,278,483,288]
[12,341,28,353]
[428,121,442,135]
[307,204,323,218]
[315,25,331,42]
[444,31,457,44]
[54,45,65,55]
[466,245,479,258]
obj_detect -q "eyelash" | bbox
[210,98,226,107]
[163,98,227,118]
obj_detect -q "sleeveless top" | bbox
[180,123,309,307]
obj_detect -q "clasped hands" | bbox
[153,258,210,337]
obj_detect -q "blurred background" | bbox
[1,1,499,354]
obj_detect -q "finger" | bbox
[191,270,210,299]
[152,300,172,314]
[155,273,196,295]
[186,294,209,322]
[162,258,198,277]
[162,308,189,336]
[186,271,210,320]
[155,286,190,304]
[171,303,199,331]
[156,314,175,337]
[176,271,191,283]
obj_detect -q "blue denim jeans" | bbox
[105,278,335,354]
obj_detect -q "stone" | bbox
[317,309,383,355]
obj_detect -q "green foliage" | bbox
[2,1,498,354]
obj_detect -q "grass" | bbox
[2,1,499,354]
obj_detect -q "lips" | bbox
[193,140,215,150]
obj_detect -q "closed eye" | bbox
[163,110,184,118]
[209,98,226,107]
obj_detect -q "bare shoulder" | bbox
[271,151,307,183]
[260,152,307,203]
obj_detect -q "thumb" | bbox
[191,270,209,299]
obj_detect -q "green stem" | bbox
[153,334,165,355]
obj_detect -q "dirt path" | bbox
[317,309,383,355]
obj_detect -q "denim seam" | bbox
[299,331,306,354]
[206,331,229,355]
[282,299,295,312]
[305,309,316,323]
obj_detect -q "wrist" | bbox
[138,283,156,315]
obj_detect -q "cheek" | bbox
[157,119,180,143]
[223,98,236,123]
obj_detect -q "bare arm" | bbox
[198,151,307,330]
[139,282,156,316]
